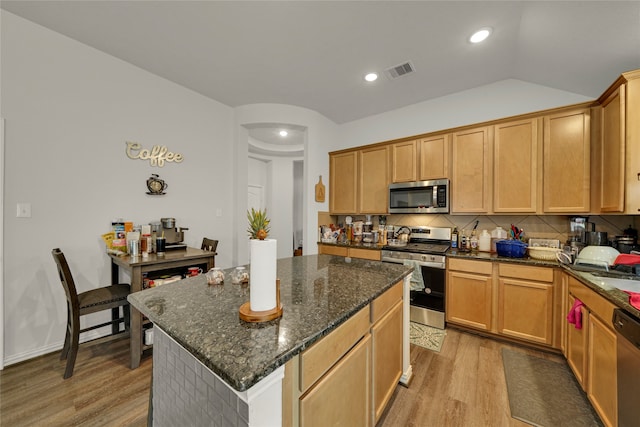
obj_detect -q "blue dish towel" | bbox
[403,259,424,291]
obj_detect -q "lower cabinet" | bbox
[318,244,381,261]
[447,258,558,348]
[300,334,372,427]
[566,276,618,427]
[497,263,554,345]
[446,258,493,331]
[285,281,403,426]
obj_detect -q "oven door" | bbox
[409,263,446,329]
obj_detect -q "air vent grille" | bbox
[384,61,415,79]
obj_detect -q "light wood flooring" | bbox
[0,328,565,426]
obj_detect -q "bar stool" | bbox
[201,237,218,254]
[52,248,131,379]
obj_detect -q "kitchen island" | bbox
[128,255,413,426]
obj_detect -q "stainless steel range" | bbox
[381,226,451,329]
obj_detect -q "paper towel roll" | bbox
[249,239,277,311]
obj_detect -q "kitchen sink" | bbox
[585,273,640,293]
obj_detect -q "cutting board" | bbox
[315,176,325,202]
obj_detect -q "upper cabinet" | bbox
[391,140,417,183]
[451,126,492,213]
[596,69,640,214]
[419,134,450,181]
[543,108,591,213]
[391,134,450,183]
[493,118,541,213]
[329,145,389,215]
[330,151,358,214]
[359,146,390,214]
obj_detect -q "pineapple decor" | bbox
[247,208,270,240]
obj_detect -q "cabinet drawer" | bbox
[349,248,381,261]
[300,305,371,392]
[498,263,554,282]
[568,277,616,327]
[371,281,402,324]
[448,258,492,275]
[319,245,348,257]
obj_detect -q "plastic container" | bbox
[496,239,528,258]
[491,226,508,253]
[478,230,491,252]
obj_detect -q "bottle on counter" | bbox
[451,227,459,248]
[460,229,468,251]
[470,229,479,252]
[491,226,508,253]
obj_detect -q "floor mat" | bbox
[502,348,603,427]
[409,322,446,352]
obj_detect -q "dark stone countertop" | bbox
[127,255,412,392]
[317,241,383,251]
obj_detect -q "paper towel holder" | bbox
[239,279,283,322]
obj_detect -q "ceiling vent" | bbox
[384,61,415,79]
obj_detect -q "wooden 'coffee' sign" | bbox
[125,141,183,167]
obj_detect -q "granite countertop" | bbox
[127,254,412,392]
[446,249,559,267]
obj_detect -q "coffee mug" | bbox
[187,267,203,277]
[156,237,166,255]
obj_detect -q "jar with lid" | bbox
[206,268,225,285]
[231,266,249,284]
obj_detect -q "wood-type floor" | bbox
[0,328,566,426]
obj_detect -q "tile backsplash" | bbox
[328,214,638,244]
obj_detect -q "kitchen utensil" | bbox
[314,176,325,202]
[575,245,620,267]
[528,246,560,261]
[584,231,608,246]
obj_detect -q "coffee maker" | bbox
[159,217,188,250]
[568,216,590,254]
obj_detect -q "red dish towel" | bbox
[623,291,640,310]
[567,298,584,329]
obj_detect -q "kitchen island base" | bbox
[153,327,284,427]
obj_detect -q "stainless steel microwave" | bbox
[389,179,449,214]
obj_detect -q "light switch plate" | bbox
[17,203,31,218]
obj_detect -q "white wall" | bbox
[235,105,336,265]
[1,11,235,364]
[337,79,594,151]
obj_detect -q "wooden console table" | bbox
[109,247,216,368]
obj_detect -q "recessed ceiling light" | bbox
[469,27,492,44]
[279,130,288,137]
[364,72,378,82]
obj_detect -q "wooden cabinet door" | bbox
[330,151,358,214]
[566,293,588,389]
[587,314,617,427]
[446,270,492,331]
[451,126,492,213]
[493,119,539,213]
[624,74,640,214]
[392,140,417,183]
[318,244,348,257]
[371,301,402,424]
[600,86,626,212]
[543,109,591,212]
[359,146,389,214]
[498,277,553,345]
[300,334,372,427]
[419,134,450,180]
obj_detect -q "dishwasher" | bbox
[612,309,640,427]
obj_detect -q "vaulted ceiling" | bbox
[3,1,640,127]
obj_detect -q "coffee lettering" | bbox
[125,141,183,167]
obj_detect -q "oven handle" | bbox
[381,257,446,269]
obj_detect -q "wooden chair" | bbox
[52,248,131,379]
[201,238,219,254]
